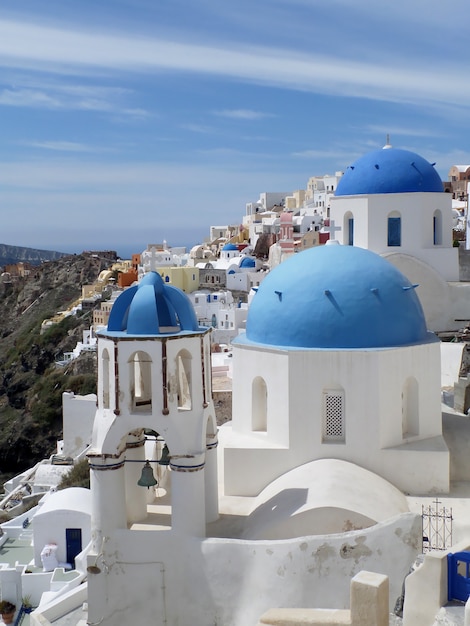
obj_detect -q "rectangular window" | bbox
[388,217,401,247]
[348,218,354,246]
[322,390,345,443]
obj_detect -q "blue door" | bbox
[66,528,82,568]
[448,552,470,602]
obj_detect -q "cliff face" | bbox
[0,243,66,267]
[0,253,112,477]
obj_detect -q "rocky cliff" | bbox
[0,243,66,267]
[0,253,113,478]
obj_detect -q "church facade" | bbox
[223,244,448,499]
[329,144,466,331]
[85,242,443,624]
[83,144,467,625]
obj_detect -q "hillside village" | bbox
[2,144,470,625]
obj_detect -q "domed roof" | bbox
[240,256,256,268]
[244,245,432,349]
[222,243,238,251]
[335,147,443,196]
[104,272,200,336]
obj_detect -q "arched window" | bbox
[343,211,354,246]
[322,387,345,443]
[129,351,152,412]
[402,377,419,438]
[176,350,192,410]
[433,209,442,245]
[102,348,110,409]
[387,211,401,247]
[252,377,267,432]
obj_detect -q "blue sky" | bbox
[1,0,470,257]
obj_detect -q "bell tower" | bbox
[88,271,218,550]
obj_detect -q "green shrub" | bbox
[58,459,90,490]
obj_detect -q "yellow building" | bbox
[157,266,200,293]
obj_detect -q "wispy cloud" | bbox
[0,77,149,117]
[362,125,443,139]
[214,109,274,120]
[0,88,60,108]
[180,123,214,134]
[21,141,104,153]
[292,148,361,160]
[0,17,468,114]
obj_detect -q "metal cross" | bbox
[324,219,341,241]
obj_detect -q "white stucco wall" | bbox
[241,459,409,540]
[226,339,448,496]
[449,282,470,329]
[62,392,97,458]
[330,192,458,282]
[227,271,251,291]
[86,512,421,626]
[33,488,92,567]
[441,342,465,388]
[383,253,452,332]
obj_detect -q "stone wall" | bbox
[213,390,232,425]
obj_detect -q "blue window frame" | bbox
[348,218,354,246]
[388,217,401,246]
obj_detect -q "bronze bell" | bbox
[137,461,158,489]
[159,444,170,466]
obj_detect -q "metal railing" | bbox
[422,498,453,552]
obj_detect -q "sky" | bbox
[1,0,470,258]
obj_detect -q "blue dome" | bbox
[223,243,238,251]
[105,272,200,336]
[335,148,443,196]
[244,245,431,349]
[240,257,256,268]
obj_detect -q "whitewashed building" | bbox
[329,144,467,331]
[189,289,249,344]
[81,243,447,625]
[222,243,448,497]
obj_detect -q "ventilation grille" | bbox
[323,392,344,442]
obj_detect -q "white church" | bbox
[329,142,469,332]
[81,221,453,624]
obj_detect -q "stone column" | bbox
[125,436,148,524]
[89,455,127,553]
[170,455,206,537]
[350,570,389,626]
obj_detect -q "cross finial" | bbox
[324,219,341,244]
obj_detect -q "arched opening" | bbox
[322,387,345,443]
[121,431,173,531]
[402,377,419,438]
[252,376,267,432]
[176,350,192,410]
[387,211,401,247]
[128,351,152,412]
[343,211,354,246]
[433,209,442,245]
[102,348,110,409]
